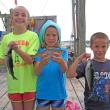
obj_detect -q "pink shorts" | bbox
[8,92,35,102]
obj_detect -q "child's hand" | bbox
[51,51,63,64]
[40,52,50,66]
[8,41,18,50]
[77,53,91,62]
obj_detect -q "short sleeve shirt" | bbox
[76,59,110,110]
[0,30,40,93]
[34,48,68,100]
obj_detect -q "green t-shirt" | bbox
[0,30,40,93]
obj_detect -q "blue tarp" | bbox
[0,31,2,37]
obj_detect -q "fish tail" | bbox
[10,71,17,80]
[12,75,18,80]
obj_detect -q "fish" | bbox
[85,60,94,91]
[5,47,17,80]
[34,48,64,57]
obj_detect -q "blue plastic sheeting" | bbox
[0,31,2,37]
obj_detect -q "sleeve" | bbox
[76,61,86,78]
[34,56,41,62]
[26,33,40,55]
[0,36,8,59]
[34,49,42,62]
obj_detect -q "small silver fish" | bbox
[5,48,17,80]
[85,60,94,91]
[34,48,64,57]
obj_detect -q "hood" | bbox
[39,20,61,47]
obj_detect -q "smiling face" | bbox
[91,38,108,61]
[11,6,29,29]
[44,26,59,48]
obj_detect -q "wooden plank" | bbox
[0,79,7,98]
[0,93,10,110]
[66,78,85,110]
[3,102,12,110]
[0,65,12,110]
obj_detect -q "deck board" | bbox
[0,65,11,110]
[66,78,85,110]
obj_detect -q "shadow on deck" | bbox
[0,65,85,110]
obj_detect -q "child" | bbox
[68,32,110,110]
[0,6,40,110]
[34,20,68,110]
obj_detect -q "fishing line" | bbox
[40,0,49,14]
[0,90,8,99]
[69,79,85,110]
[1,101,10,110]
[78,78,85,89]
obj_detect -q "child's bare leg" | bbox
[23,100,35,110]
[11,101,23,110]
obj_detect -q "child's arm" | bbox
[34,53,50,75]
[14,48,33,64]
[34,62,42,75]
[59,59,68,73]
[0,59,4,64]
[8,41,33,64]
[67,53,91,78]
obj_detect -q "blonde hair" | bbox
[11,6,30,17]
[10,6,30,30]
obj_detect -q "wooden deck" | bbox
[0,65,85,110]
[0,65,12,110]
[67,78,85,110]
